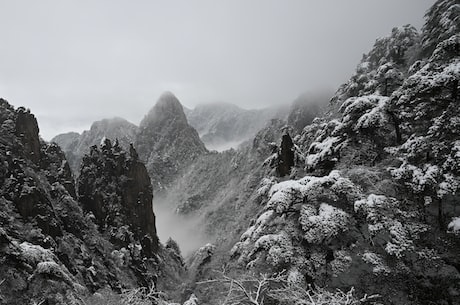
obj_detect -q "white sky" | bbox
[0,0,436,140]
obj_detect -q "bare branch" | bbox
[196,269,379,305]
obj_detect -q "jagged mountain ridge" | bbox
[52,96,285,176]
[184,102,287,151]
[52,117,138,173]
[0,99,185,304]
[51,92,298,193]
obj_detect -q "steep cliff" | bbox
[0,99,183,304]
[77,139,159,255]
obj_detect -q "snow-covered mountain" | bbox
[52,117,138,173]
[135,92,208,192]
[4,1,458,304]
[0,100,185,304]
[185,102,287,151]
[216,3,460,304]
[166,2,460,304]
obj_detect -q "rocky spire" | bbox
[135,92,207,191]
[145,91,188,124]
[277,131,295,177]
[14,107,41,164]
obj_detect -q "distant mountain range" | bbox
[184,102,287,151]
[52,93,327,174]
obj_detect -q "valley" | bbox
[0,1,459,304]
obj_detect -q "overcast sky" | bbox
[0,0,436,140]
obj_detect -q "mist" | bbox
[205,139,246,152]
[153,197,209,257]
[0,0,436,141]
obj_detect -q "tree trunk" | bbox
[437,198,445,230]
[452,79,458,103]
[388,111,402,144]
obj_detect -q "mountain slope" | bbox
[287,91,330,132]
[185,103,286,151]
[181,2,460,304]
[135,92,207,192]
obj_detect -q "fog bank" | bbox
[153,198,209,257]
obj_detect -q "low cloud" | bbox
[153,198,209,257]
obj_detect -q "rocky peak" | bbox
[87,117,138,139]
[142,91,188,126]
[1,100,189,304]
[78,139,159,255]
[52,131,79,146]
[136,93,207,191]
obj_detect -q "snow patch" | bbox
[361,251,390,274]
[447,217,460,234]
[19,242,56,265]
[299,203,351,243]
[306,136,341,168]
[183,294,199,305]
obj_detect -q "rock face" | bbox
[78,138,159,255]
[277,132,295,177]
[14,107,41,164]
[136,92,207,191]
[185,102,285,151]
[0,99,173,304]
[52,117,138,174]
[40,142,77,198]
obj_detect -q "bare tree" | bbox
[197,271,285,305]
[269,284,381,305]
[197,271,381,305]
